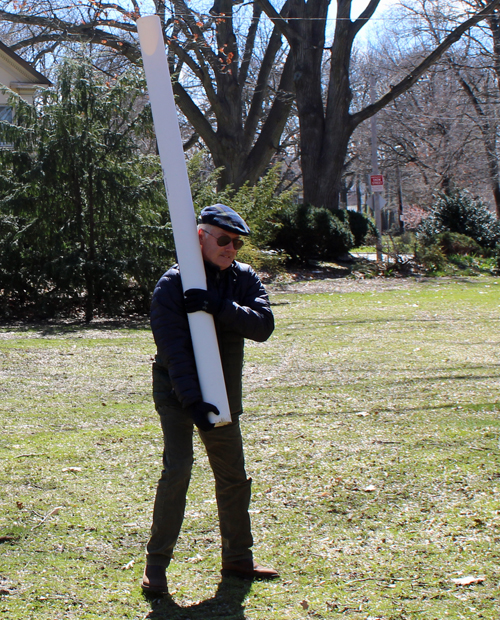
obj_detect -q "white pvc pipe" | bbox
[137,15,231,425]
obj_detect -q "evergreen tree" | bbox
[419,190,500,249]
[0,57,173,320]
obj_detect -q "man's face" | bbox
[199,225,242,270]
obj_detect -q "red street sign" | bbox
[370,174,384,192]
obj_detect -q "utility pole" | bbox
[370,75,383,262]
[397,163,404,234]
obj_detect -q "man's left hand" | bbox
[184,289,222,315]
[189,401,220,431]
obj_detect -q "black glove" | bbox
[184,288,222,315]
[189,401,220,432]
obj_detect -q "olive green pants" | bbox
[145,405,253,568]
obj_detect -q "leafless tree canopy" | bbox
[0,0,296,189]
[343,0,500,216]
[2,0,500,214]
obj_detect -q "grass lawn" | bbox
[1,275,499,619]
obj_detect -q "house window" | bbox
[0,105,13,147]
[0,105,12,123]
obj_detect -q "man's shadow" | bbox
[144,576,253,619]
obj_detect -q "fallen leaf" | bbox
[300,600,309,610]
[364,485,377,492]
[121,560,134,570]
[356,411,369,417]
[16,501,23,509]
[451,576,485,585]
[62,467,82,473]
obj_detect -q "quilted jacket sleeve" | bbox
[150,268,202,408]
[216,263,274,343]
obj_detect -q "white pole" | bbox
[137,15,231,425]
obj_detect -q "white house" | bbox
[0,40,51,123]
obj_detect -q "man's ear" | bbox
[198,228,204,246]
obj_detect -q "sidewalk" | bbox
[351,252,414,263]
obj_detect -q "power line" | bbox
[6,7,477,24]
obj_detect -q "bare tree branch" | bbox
[255,0,299,43]
[351,0,500,127]
[243,24,284,147]
[0,0,296,190]
[350,0,381,38]
[239,2,262,91]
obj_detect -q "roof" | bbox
[0,40,51,86]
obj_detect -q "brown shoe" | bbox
[141,564,168,594]
[221,559,279,580]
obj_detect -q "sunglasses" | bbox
[202,228,244,250]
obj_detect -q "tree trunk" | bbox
[485,10,500,218]
[85,166,95,323]
[493,183,500,218]
[456,70,500,217]
[290,0,355,210]
[303,120,353,210]
[286,0,330,205]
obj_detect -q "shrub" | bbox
[390,231,418,254]
[235,241,285,273]
[494,244,500,271]
[189,159,295,250]
[269,203,354,263]
[225,169,295,249]
[417,244,447,273]
[332,208,376,247]
[437,232,483,256]
[419,190,499,249]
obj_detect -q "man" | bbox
[142,204,278,594]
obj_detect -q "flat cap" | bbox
[198,204,251,236]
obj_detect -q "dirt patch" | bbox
[262,264,425,295]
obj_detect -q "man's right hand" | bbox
[189,401,220,432]
[184,288,222,315]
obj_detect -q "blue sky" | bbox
[337,0,396,42]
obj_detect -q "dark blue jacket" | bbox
[150,260,274,413]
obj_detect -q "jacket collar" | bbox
[204,260,237,279]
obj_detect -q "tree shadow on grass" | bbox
[144,576,253,619]
[0,318,150,334]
